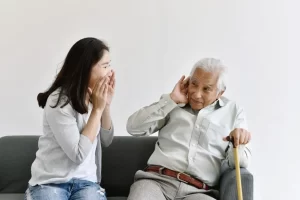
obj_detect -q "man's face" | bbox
[188,68,224,110]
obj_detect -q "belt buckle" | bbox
[202,182,207,189]
[159,167,165,174]
[176,172,189,184]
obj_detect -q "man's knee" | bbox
[128,179,165,200]
[183,193,216,200]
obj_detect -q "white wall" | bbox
[0,0,298,199]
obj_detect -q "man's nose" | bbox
[194,90,203,99]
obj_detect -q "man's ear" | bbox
[217,89,225,99]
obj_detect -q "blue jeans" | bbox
[24,179,107,200]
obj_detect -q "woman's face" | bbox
[88,50,112,90]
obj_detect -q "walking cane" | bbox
[231,137,243,200]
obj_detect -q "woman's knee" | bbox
[70,182,106,200]
[24,184,68,200]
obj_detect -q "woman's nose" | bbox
[107,70,113,78]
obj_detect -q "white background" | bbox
[0,1,298,199]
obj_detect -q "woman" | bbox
[25,37,115,200]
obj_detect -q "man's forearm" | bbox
[101,106,112,130]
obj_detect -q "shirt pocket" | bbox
[198,118,229,158]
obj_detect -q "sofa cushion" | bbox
[0,194,24,200]
[0,136,39,193]
[0,135,157,197]
[0,194,127,200]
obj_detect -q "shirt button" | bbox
[195,125,199,129]
[192,143,197,146]
[164,101,168,104]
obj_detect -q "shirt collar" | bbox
[185,97,226,113]
[218,98,225,107]
[208,98,225,111]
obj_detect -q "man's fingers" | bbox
[179,76,190,91]
[178,75,185,84]
[239,132,246,145]
[244,132,251,144]
[248,132,251,143]
[224,129,251,147]
[244,134,250,144]
[183,76,190,86]
[223,135,239,147]
[223,136,231,141]
[234,135,239,147]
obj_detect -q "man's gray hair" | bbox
[190,58,227,93]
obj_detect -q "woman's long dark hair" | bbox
[37,37,109,114]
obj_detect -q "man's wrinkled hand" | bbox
[170,75,190,104]
[223,128,251,147]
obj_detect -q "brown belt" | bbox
[144,165,210,190]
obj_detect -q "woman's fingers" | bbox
[109,71,115,86]
[111,72,116,89]
[99,77,108,94]
[93,79,101,94]
[93,76,106,94]
[103,83,108,99]
[87,87,93,96]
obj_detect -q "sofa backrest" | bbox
[0,135,157,197]
[101,136,156,196]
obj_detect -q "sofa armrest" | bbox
[219,168,253,200]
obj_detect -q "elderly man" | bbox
[126,58,251,200]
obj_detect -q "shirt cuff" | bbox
[158,94,178,113]
[100,122,114,134]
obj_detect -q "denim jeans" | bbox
[24,179,107,200]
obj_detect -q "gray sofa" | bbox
[0,136,253,200]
